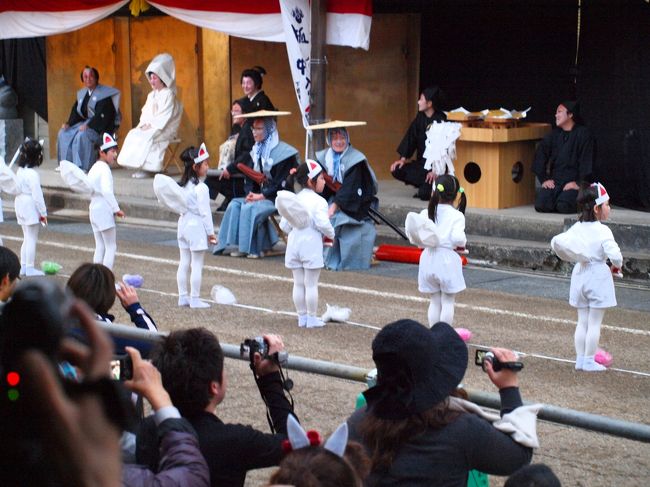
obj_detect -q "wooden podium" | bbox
[454,123,551,209]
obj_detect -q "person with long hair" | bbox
[176,144,217,308]
[14,138,47,276]
[417,174,467,326]
[348,319,536,486]
[551,182,622,371]
[88,133,124,270]
[278,160,334,328]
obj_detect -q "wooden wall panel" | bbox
[129,16,201,150]
[230,14,419,178]
[46,19,117,159]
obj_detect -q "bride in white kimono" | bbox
[118,53,182,178]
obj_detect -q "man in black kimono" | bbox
[390,86,447,200]
[533,101,595,213]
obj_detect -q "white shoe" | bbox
[582,356,607,372]
[306,315,326,328]
[25,267,45,277]
[247,253,263,259]
[54,166,61,172]
[132,170,150,179]
[575,355,584,370]
[190,298,210,309]
[229,251,244,257]
[298,314,307,327]
[178,296,190,307]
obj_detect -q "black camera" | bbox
[240,337,288,366]
[475,349,524,372]
[112,354,133,381]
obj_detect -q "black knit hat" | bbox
[363,320,468,419]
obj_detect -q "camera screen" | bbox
[474,349,489,366]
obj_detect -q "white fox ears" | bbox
[282,414,348,458]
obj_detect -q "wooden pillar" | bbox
[308,0,327,157]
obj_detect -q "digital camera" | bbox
[240,337,288,366]
[475,349,524,372]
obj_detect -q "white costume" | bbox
[281,188,335,270]
[177,181,214,252]
[418,205,467,295]
[552,221,622,309]
[88,159,120,268]
[118,53,182,173]
[15,166,47,275]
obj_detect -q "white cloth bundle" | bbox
[423,121,462,175]
[59,160,93,195]
[153,174,188,214]
[275,190,310,230]
[210,284,237,305]
[405,211,440,249]
[551,228,590,263]
[321,303,351,322]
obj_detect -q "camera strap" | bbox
[250,362,294,435]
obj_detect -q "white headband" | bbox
[100,132,117,152]
[306,159,322,180]
[591,182,609,206]
[194,143,209,164]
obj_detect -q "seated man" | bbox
[314,122,378,271]
[390,86,447,200]
[57,66,121,172]
[136,328,296,487]
[533,101,595,214]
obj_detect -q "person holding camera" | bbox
[347,319,538,487]
[136,328,296,487]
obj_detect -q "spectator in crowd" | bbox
[533,101,595,214]
[505,463,562,487]
[137,328,295,487]
[57,66,121,172]
[348,319,537,486]
[390,86,447,200]
[0,279,209,486]
[0,245,20,309]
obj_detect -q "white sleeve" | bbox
[29,170,47,217]
[279,216,293,234]
[601,226,623,268]
[312,196,335,239]
[449,212,467,248]
[196,183,215,236]
[100,166,120,213]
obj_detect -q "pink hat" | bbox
[306,159,322,179]
[193,143,209,164]
[591,182,609,206]
[100,133,118,152]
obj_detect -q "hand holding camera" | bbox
[475,347,523,390]
[122,346,172,411]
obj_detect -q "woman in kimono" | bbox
[314,122,378,270]
[118,53,182,178]
[214,111,298,258]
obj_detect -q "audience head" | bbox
[18,138,43,168]
[428,174,467,222]
[577,181,610,222]
[152,327,225,417]
[0,246,20,302]
[504,463,562,487]
[268,415,368,487]
[67,263,116,316]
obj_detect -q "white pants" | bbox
[291,268,321,317]
[575,307,606,357]
[93,227,117,270]
[20,223,40,268]
[177,248,205,299]
[427,291,456,327]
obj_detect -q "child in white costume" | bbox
[88,133,124,270]
[176,144,217,309]
[14,138,48,276]
[551,182,622,372]
[417,174,467,327]
[278,160,334,328]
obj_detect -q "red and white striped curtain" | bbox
[0,0,372,50]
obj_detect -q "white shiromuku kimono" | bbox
[118,53,182,173]
[15,167,47,226]
[88,160,120,232]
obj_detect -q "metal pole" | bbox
[100,322,650,443]
[308,0,327,158]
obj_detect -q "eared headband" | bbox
[591,182,609,206]
[194,143,209,164]
[282,414,348,458]
[306,159,322,180]
[100,133,117,152]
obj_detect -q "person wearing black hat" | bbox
[390,86,447,200]
[348,320,535,486]
[532,101,595,214]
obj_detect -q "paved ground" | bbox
[1,214,648,486]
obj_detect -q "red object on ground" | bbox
[374,244,423,264]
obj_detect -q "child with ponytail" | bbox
[14,138,47,276]
[279,160,334,328]
[551,182,622,371]
[176,144,217,308]
[418,174,467,327]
